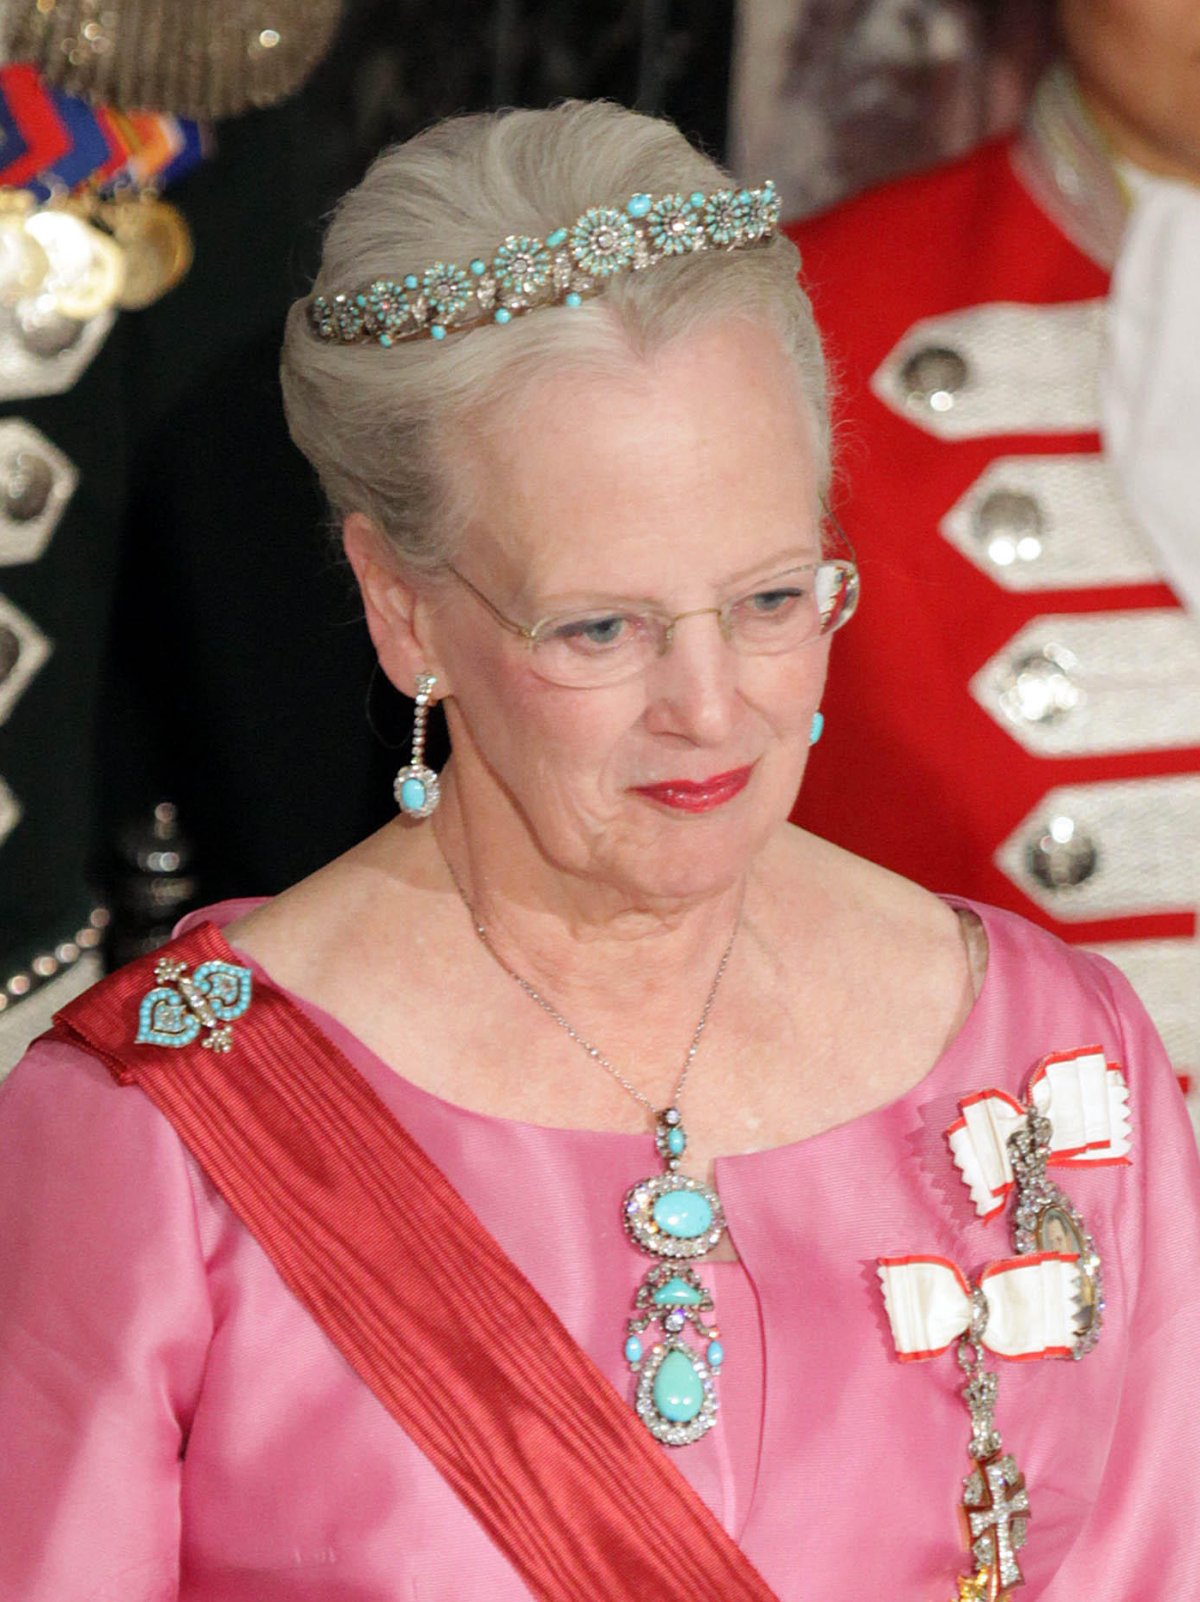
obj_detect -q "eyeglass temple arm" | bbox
[445,565,537,642]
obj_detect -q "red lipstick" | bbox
[633,765,753,813]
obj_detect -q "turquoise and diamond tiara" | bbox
[307,183,781,348]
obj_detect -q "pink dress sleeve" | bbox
[1046,955,1200,1597]
[0,1039,212,1602]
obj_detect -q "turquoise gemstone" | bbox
[430,324,447,341]
[469,258,486,276]
[690,190,705,208]
[624,1335,643,1364]
[404,274,419,289]
[378,334,392,348]
[564,292,582,308]
[667,1127,686,1157]
[653,1189,712,1239]
[626,192,652,219]
[546,227,567,248]
[400,777,427,812]
[494,307,512,324]
[707,1340,725,1369]
[653,1350,704,1423]
[652,1277,703,1307]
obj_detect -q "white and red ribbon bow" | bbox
[877,1253,1082,1362]
[945,1046,1131,1220]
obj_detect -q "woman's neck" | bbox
[428,767,750,1024]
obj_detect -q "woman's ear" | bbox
[343,513,450,697]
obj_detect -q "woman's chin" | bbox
[598,824,774,907]
[623,783,796,887]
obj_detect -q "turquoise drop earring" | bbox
[809,709,825,746]
[394,672,441,818]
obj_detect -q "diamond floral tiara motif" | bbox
[308,183,781,348]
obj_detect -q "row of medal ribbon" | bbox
[0,60,209,316]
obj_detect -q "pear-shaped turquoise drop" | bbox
[653,1350,705,1423]
[652,1276,704,1307]
[653,1189,713,1239]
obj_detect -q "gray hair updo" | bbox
[281,100,829,573]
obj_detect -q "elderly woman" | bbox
[1,102,1197,1602]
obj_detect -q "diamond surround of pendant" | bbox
[634,1338,719,1445]
[622,1171,726,1259]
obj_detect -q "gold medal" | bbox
[102,195,194,310]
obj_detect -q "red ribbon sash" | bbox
[54,924,780,1602]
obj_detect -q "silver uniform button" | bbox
[997,644,1082,726]
[0,450,53,522]
[900,345,970,413]
[1027,815,1099,889]
[974,488,1046,568]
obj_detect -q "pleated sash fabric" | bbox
[53,924,781,1602]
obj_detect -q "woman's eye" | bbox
[551,614,634,651]
[743,586,804,616]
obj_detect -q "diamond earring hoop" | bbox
[809,710,825,746]
[394,672,441,818]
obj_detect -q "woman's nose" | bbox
[642,612,740,743]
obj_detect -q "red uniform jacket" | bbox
[788,74,1199,1081]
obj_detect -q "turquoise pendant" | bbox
[622,1109,724,1446]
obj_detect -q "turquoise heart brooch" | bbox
[136,955,253,1053]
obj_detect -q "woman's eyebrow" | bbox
[529,548,822,613]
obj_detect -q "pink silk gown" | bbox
[1,896,1197,1600]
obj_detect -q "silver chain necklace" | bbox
[440,848,737,1119]
[439,840,738,1448]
